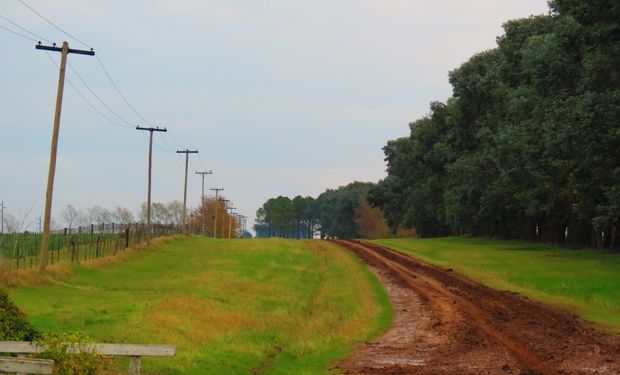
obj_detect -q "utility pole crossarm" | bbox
[35,42,95,56]
[136,126,167,132]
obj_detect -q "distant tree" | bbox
[312,182,375,239]
[151,203,169,225]
[113,206,134,224]
[190,196,239,238]
[355,199,391,239]
[254,196,316,238]
[62,204,79,229]
[3,214,19,233]
[167,201,184,226]
[87,206,112,224]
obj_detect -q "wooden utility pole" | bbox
[210,188,223,237]
[137,126,167,245]
[176,149,198,234]
[0,201,5,234]
[195,170,213,235]
[37,41,94,275]
[228,206,236,239]
[220,199,230,239]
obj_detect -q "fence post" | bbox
[96,237,100,258]
[125,228,130,249]
[90,224,94,235]
[70,240,77,262]
[128,356,141,375]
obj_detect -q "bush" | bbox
[0,288,39,340]
[35,332,111,375]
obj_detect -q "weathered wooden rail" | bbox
[0,357,53,374]
[0,341,175,375]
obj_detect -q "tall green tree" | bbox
[372,1,620,249]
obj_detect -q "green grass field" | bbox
[372,237,620,331]
[9,237,392,374]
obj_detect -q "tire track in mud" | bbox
[333,240,620,375]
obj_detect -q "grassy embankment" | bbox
[373,237,620,331]
[9,237,392,374]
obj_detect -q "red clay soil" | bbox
[333,240,620,375]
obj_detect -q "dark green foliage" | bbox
[254,196,316,238]
[255,182,376,239]
[0,289,39,340]
[313,182,376,239]
[372,2,620,248]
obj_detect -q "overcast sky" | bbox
[0,0,550,232]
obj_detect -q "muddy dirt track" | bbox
[333,240,620,375]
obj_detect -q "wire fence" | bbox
[0,223,182,270]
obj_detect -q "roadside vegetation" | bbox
[8,237,392,374]
[255,182,415,240]
[373,237,620,331]
[369,0,620,249]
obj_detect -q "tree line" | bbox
[255,182,415,239]
[369,0,619,249]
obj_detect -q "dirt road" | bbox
[334,240,620,375]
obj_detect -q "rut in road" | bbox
[333,240,620,375]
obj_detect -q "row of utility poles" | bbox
[35,41,244,275]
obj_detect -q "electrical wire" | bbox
[0,12,53,43]
[160,135,176,153]
[67,61,135,128]
[0,23,38,42]
[165,131,202,169]
[44,51,133,129]
[166,132,184,149]
[95,55,155,127]
[8,3,212,175]
[17,0,92,48]
[152,137,172,153]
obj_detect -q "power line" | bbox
[160,134,176,153]
[0,12,53,43]
[166,131,202,170]
[166,132,183,149]
[67,61,135,127]
[0,23,38,42]
[44,52,130,129]
[17,0,92,48]
[95,55,154,126]
[152,136,173,153]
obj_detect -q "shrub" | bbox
[35,332,111,375]
[0,288,39,340]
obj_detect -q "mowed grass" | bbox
[372,237,620,331]
[9,237,392,374]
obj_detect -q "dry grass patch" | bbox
[145,294,255,346]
